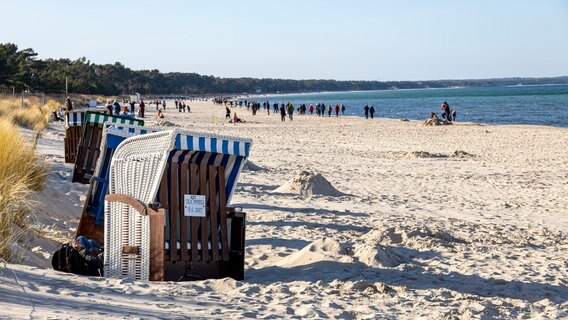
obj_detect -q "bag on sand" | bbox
[51,243,103,276]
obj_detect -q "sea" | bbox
[244,84,568,128]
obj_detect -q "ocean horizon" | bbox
[242,84,568,128]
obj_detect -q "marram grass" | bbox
[0,115,50,262]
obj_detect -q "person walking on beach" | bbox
[287,102,294,120]
[139,100,145,118]
[341,104,345,115]
[334,104,340,117]
[163,100,167,110]
[65,96,73,111]
[280,104,286,122]
[441,101,451,122]
[364,105,370,119]
[327,105,332,117]
[113,100,121,115]
[226,106,231,119]
[370,105,375,119]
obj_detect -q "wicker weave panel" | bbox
[104,130,176,280]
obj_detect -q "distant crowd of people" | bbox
[58,96,457,125]
[223,100,349,122]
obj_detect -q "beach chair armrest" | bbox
[105,194,162,217]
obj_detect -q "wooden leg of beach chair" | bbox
[224,210,246,280]
[149,208,165,281]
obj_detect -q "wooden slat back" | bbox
[169,163,179,261]
[159,168,169,260]
[64,126,82,163]
[189,164,200,262]
[73,125,104,183]
[198,164,209,262]
[208,167,220,261]
[160,163,230,264]
[179,163,189,261]
[218,166,230,260]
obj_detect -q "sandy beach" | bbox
[1,100,567,319]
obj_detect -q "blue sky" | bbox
[1,0,567,81]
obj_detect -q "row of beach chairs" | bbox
[64,109,252,281]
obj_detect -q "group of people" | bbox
[227,100,349,121]
[363,105,376,119]
[440,101,457,122]
[103,99,194,120]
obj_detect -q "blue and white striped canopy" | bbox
[104,124,252,205]
[176,134,251,157]
[64,111,85,129]
[64,108,109,129]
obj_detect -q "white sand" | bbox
[1,101,567,319]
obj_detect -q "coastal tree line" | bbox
[1,43,567,96]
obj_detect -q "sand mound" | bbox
[451,150,475,157]
[243,160,264,172]
[410,151,447,158]
[153,120,178,127]
[423,113,452,126]
[353,230,406,267]
[275,238,352,268]
[392,150,476,159]
[274,170,345,197]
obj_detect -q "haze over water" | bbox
[249,84,568,127]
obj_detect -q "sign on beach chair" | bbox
[76,124,161,244]
[64,108,107,163]
[72,112,144,184]
[103,128,252,281]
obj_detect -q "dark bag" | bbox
[51,243,103,276]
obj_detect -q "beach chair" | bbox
[103,129,252,281]
[76,124,160,244]
[72,111,144,184]
[64,109,107,163]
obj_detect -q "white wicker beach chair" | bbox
[103,130,176,280]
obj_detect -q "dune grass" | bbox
[0,96,56,131]
[0,101,51,262]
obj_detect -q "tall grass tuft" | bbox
[0,97,55,131]
[0,117,50,261]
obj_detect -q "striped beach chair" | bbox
[72,111,144,184]
[63,108,107,163]
[103,128,252,281]
[76,124,161,244]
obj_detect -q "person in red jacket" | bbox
[334,104,340,117]
[139,100,145,118]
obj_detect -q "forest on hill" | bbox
[2,43,567,96]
